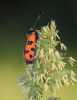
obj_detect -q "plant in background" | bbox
[18,20,77,100]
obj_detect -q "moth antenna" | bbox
[33,11,44,28]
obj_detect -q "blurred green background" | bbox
[0,0,77,100]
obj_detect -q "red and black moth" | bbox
[24,11,44,64]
